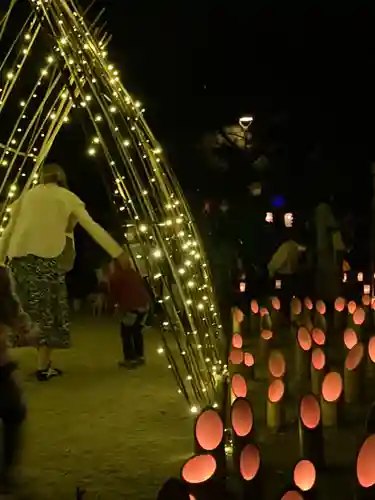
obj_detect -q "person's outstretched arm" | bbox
[73,204,124,260]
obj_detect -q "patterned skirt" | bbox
[10,255,70,349]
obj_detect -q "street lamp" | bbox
[238,115,253,148]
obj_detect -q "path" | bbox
[12,315,192,499]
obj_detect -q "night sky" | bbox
[99,4,375,209]
[2,3,375,276]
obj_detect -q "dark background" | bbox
[2,3,375,285]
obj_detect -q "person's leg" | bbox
[119,312,137,367]
[133,311,147,363]
[0,365,26,492]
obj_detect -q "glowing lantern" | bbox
[364,285,371,296]
[239,281,246,292]
[275,279,282,289]
[284,212,294,227]
[265,212,273,223]
[358,272,364,282]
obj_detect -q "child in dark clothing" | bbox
[0,265,36,494]
[107,260,151,369]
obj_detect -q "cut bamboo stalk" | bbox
[310,348,326,396]
[244,352,255,380]
[259,329,273,365]
[231,373,248,403]
[296,327,312,382]
[260,307,272,331]
[334,296,346,332]
[232,307,244,334]
[367,336,375,379]
[321,372,343,427]
[291,297,302,325]
[311,328,325,347]
[293,459,317,497]
[344,342,364,404]
[355,434,375,500]
[267,379,285,432]
[194,408,226,476]
[268,350,286,382]
[298,394,325,467]
[250,300,260,334]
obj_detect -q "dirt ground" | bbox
[10,315,192,500]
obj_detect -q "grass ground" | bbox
[10,315,192,500]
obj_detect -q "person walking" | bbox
[0,163,129,381]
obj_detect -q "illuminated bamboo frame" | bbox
[0,0,226,415]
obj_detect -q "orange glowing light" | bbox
[261,329,273,341]
[353,307,365,326]
[369,337,375,364]
[334,297,345,312]
[251,300,259,314]
[195,410,224,451]
[232,333,243,349]
[293,460,316,491]
[239,444,260,481]
[304,297,313,310]
[268,351,286,379]
[182,454,216,484]
[268,379,285,403]
[344,328,358,350]
[239,281,246,292]
[281,491,304,500]
[297,327,312,351]
[231,398,254,437]
[244,352,255,367]
[232,374,247,399]
[356,434,375,488]
[272,296,281,311]
[322,372,343,403]
[315,300,326,315]
[311,328,325,346]
[300,395,321,429]
[348,301,357,315]
[311,348,325,370]
[229,349,243,365]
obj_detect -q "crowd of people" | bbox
[201,193,360,323]
[0,163,150,494]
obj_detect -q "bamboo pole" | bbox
[310,348,326,397]
[344,342,364,404]
[267,379,285,432]
[321,372,343,427]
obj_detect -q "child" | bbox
[108,259,151,369]
[0,265,35,494]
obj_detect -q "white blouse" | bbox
[1,184,123,260]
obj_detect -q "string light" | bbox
[0,0,225,415]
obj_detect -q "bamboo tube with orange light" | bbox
[293,459,317,499]
[367,336,375,378]
[314,300,327,333]
[250,300,260,334]
[298,394,324,468]
[280,490,305,500]
[268,350,287,383]
[310,348,326,397]
[267,379,285,432]
[291,297,302,326]
[321,372,343,427]
[352,307,366,339]
[355,434,375,500]
[243,352,255,380]
[334,296,346,331]
[232,307,244,334]
[296,327,312,382]
[181,453,222,500]
[344,342,364,404]
[193,408,226,477]
[259,329,273,366]
[260,307,272,331]
[270,296,282,332]
[231,373,248,404]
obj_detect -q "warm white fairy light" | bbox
[0,0,225,415]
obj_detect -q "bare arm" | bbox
[73,205,124,259]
